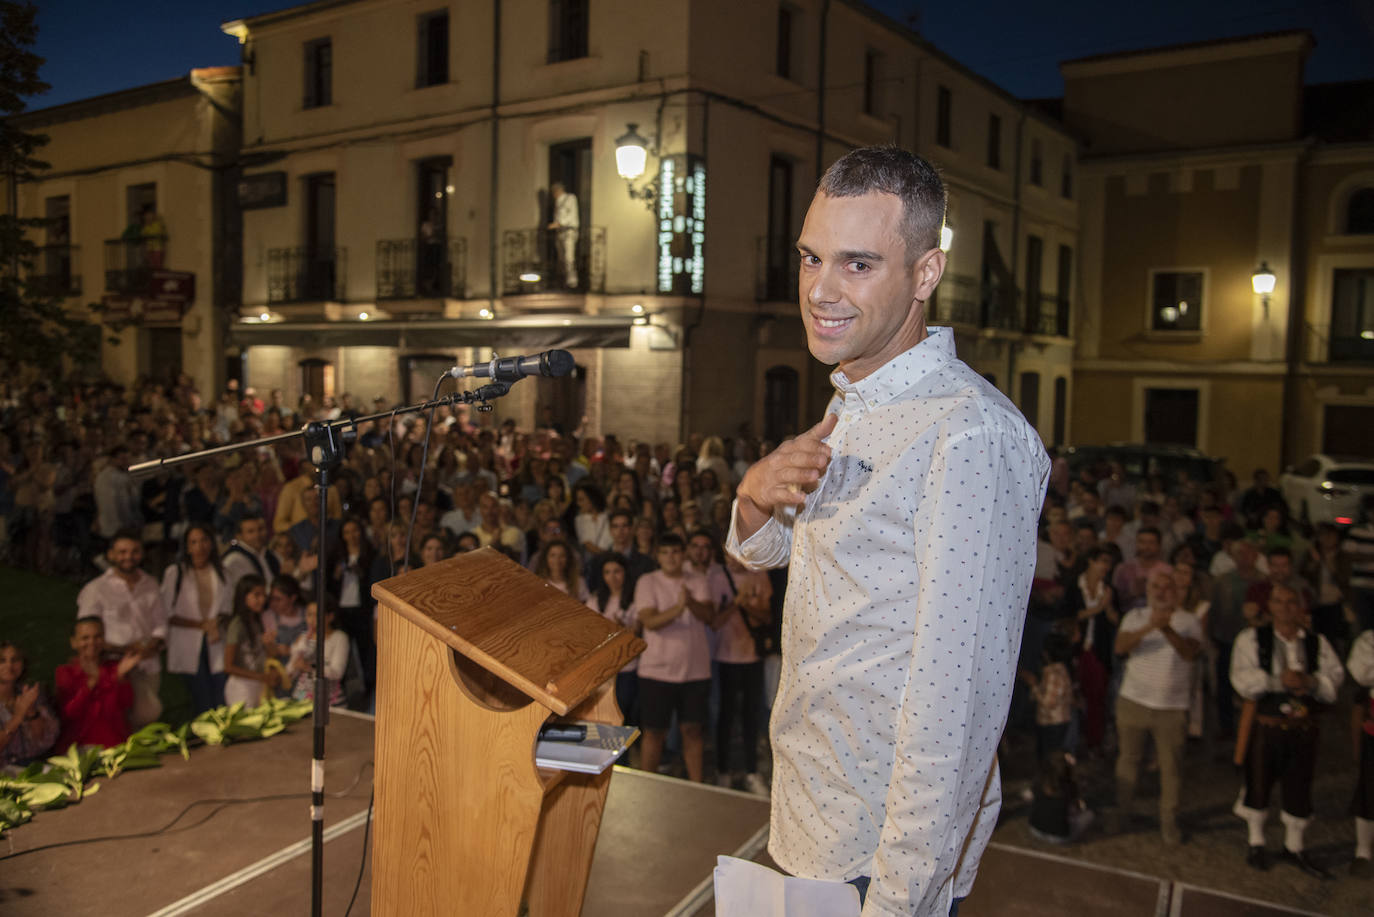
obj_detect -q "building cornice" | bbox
[1074,358,1289,376]
[1078,140,1311,172]
[1060,30,1313,80]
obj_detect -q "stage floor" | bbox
[0,710,1340,916]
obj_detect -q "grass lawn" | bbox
[0,566,193,726]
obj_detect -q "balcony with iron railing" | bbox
[501,227,605,296]
[756,236,799,303]
[103,234,168,293]
[376,237,468,300]
[30,244,82,298]
[1027,292,1072,337]
[267,247,348,304]
[929,273,980,326]
[981,281,1024,332]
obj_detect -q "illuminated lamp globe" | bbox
[615,123,650,180]
[1252,262,1276,296]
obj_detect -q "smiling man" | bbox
[727,146,1050,916]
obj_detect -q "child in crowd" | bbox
[1029,749,1095,844]
[1020,631,1077,763]
[223,575,280,707]
[54,617,140,750]
[287,596,349,706]
[0,640,60,769]
[264,574,308,663]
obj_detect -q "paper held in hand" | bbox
[534,722,640,774]
[713,856,861,917]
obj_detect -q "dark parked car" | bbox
[1060,443,1226,490]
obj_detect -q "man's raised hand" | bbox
[735,413,838,539]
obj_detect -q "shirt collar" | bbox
[829,326,956,410]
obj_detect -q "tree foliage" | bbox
[0,1,100,379]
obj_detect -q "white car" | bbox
[1280,454,1374,525]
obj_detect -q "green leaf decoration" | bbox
[1,699,312,838]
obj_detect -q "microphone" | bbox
[448,349,575,382]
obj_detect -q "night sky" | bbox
[26,0,1374,112]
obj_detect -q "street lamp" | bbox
[615,122,658,209]
[1252,261,1276,317]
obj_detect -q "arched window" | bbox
[1347,187,1374,234]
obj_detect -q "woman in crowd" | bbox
[714,552,773,796]
[535,538,587,601]
[1063,546,1117,755]
[0,640,60,770]
[223,574,278,708]
[419,532,449,566]
[588,554,639,728]
[161,522,230,714]
[572,482,611,555]
[330,515,375,646]
[1171,553,1212,739]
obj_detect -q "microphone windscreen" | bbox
[544,350,576,377]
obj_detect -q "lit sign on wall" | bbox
[656,154,706,296]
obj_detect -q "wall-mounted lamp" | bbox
[1252,261,1276,318]
[939,225,953,253]
[615,122,659,209]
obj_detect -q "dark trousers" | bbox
[1214,640,1236,736]
[337,605,375,689]
[1354,729,1374,820]
[1036,721,1071,763]
[846,876,963,914]
[1076,649,1108,750]
[1244,721,1319,818]
[716,661,764,773]
[183,638,227,715]
[615,671,639,727]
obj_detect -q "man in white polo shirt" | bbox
[1111,564,1203,844]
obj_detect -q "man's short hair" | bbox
[657,533,685,551]
[817,146,946,263]
[110,528,141,547]
[74,615,104,634]
[1267,545,1292,561]
[608,509,635,527]
[1104,505,1128,521]
[238,513,266,533]
[1137,526,1162,542]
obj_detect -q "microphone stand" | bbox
[128,379,513,917]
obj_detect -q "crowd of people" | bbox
[1,374,1372,881]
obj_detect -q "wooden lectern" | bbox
[370,548,646,916]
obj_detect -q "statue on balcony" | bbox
[548,181,580,290]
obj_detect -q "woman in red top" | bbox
[54,617,141,751]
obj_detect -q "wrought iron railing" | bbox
[930,273,980,326]
[267,247,347,303]
[376,237,468,299]
[1027,293,1071,336]
[981,282,1023,331]
[756,236,799,302]
[31,244,82,298]
[500,226,605,295]
[103,234,168,293]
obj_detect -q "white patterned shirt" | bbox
[727,327,1049,916]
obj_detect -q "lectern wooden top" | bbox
[371,547,645,715]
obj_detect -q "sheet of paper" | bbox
[713,855,861,917]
